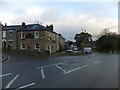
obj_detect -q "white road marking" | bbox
[94,61,103,64]
[64,65,88,74]
[14,82,35,90]
[73,63,79,66]
[94,61,98,64]
[0,73,12,78]
[37,62,63,69]
[82,65,87,68]
[41,67,45,79]
[5,75,19,88]
[56,65,66,72]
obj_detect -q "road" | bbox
[1,52,118,89]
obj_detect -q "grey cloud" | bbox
[52,14,117,41]
[1,4,117,41]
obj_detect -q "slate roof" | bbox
[2,23,65,39]
[3,24,46,31]
[3,25,21,31]
[19,24,46,31]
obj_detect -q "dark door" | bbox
[8,45,10,50]
[3,41,6,50]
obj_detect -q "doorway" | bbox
[3,41,6,50]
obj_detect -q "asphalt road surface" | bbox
[1,52,118,89]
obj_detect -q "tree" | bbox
[100,28,110,36]
[74,30,92,49]
[65,40,73,50]
[97,32,118,53]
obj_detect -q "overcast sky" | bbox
[0,0,118,41]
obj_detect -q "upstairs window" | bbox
[3,31,6,38]
[9,32,13,38]
[49,34,51,37]
[35,31,39,38]
[21,43,26,49]
[9,30,13,39]
[53,34,55,40]
[21,32,25,39]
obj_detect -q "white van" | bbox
[83,47,92,54]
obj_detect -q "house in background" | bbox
[59,34,65,51]
[2,23,20,50]
[0,22,2,50]
[1,22,65,54]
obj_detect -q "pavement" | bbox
[1,52,118,89]
[0,53,8,63]
[2,55,8,62]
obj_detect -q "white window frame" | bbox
[35,43,39,50]
[53,34,55,40]
[21,43,26,49]
[21,32,25,39]
[49,34,51,37]
[9,32,13,38]
[35,31,39,39]
[8,40,13,41]
[9,41,13,47]
[57,45,59,50]
[3,31,6,38]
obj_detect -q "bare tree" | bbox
[100,28,110,36]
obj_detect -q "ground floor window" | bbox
[35,43,39,50]
[21,43,26,49]
[57,45,59,50]
[47,45,51,53]
[9,41,13,47]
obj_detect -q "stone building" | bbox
[2,22,65,54]
[0,22,2,50]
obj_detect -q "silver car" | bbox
[83,47,92,54]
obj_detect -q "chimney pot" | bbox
[22,22,25,26]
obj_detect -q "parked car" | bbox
[73,46,79,53]
[83,47,92,54]
[66,49,73,53]
[66,47,73,53]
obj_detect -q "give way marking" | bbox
[5,75,19,89]
[0,73,12,78]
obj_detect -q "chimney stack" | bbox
[22,22,25,26]
[5,23,7,26]
[46,24,53,31]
